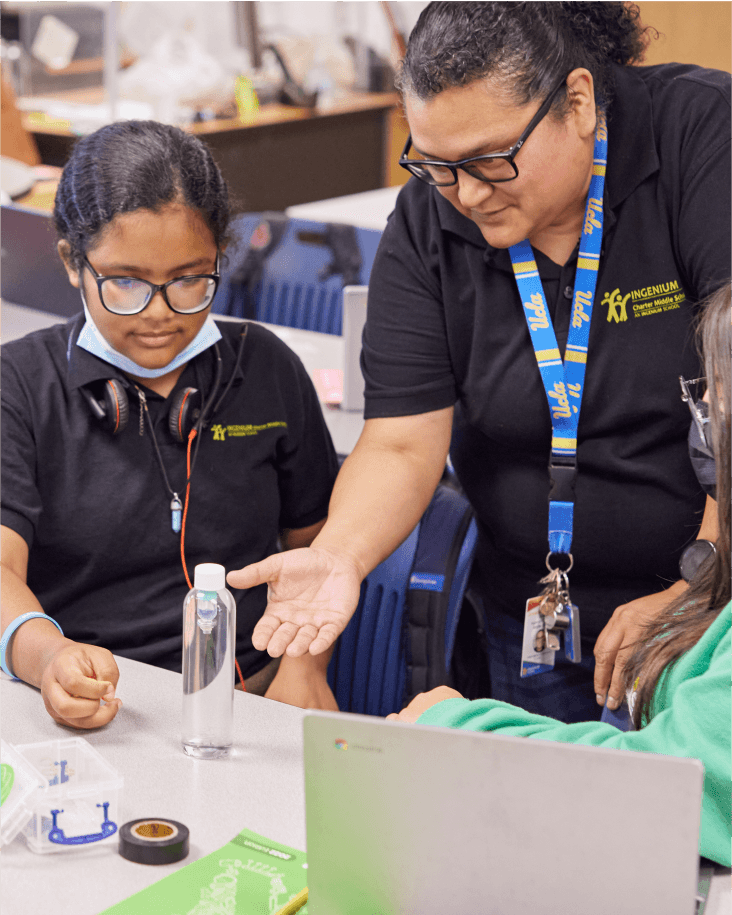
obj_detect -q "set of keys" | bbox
[533,569,582,663]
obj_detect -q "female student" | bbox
[0,120,339,728]
[389,285,731,867]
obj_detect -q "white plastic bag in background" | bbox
[118,31,249,123]
[117,1,250,122]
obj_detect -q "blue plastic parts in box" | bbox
[0,737,123,854]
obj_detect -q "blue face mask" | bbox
[688,400,716,499]
[76,293,222,379]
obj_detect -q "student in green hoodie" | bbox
[388,285,731,867]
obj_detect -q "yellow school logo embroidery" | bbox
[601,289,631,323]
[631,281,686,316]
[211,421,287,441]
[602,280,686,323]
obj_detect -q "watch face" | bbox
[679,539,716,583]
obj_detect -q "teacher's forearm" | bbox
[313,407,454,579]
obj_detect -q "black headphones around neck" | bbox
[79,326,248,442]
[80,377,206,441]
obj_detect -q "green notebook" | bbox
[101,827,308,915]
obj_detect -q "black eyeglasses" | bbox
[679,375,709,449]
[399,77,568,186]
[83,256,220,316]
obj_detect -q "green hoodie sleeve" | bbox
[417,605,731,866]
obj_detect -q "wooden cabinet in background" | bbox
[24,92,401,211]
[1,77,41,166]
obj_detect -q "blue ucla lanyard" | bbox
[509,113,607,562]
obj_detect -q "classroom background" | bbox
[2,1,730,213]
[1,4,730,915]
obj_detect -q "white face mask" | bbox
[75,292,222,379]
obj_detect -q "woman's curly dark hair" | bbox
[396,2,657,111]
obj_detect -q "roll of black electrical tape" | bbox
[119,818,189,865]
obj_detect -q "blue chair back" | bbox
[213,213,382,335]
[328,525,419,717]
[328,485,478,717]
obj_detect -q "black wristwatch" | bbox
[679,539,716,583]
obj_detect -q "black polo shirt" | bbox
[2,317,339,675]
[363,63,731,640]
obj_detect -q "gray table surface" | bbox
[0,302,365,457]
[2,657,730,915]
[1,656,309,915]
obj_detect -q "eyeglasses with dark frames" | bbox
[83,255,220,316]
[399,76,569,187]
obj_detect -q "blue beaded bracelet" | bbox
[0,612,64,680]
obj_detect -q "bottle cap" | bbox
[194,563,226,592]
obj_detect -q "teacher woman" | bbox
[229,2,730,723]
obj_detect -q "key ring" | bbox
[556,570,571,607]
[545,552,574,575]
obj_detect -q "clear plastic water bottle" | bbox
[181,563,236,758]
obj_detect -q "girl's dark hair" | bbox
[54,120,230,270]
[624,284,732,729]
[396,2,654,111]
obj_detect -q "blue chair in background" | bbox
[327,484,479,717]
[213,212,383,335]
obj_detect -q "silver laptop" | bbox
[341,285,368,413]
[304,711,704,915]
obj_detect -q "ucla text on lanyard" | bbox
[511,111,607,677]
[510,111,607,564]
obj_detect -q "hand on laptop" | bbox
[386,686,464,723]
[227,546,362,657]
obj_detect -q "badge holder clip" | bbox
[521,564,582,678]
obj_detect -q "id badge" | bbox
[520,595,556,678]
[563,601,582,664]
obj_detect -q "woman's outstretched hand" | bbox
[227,546,364,658]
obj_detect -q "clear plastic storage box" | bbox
[12,737,123,854]
[0,739,47,847]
